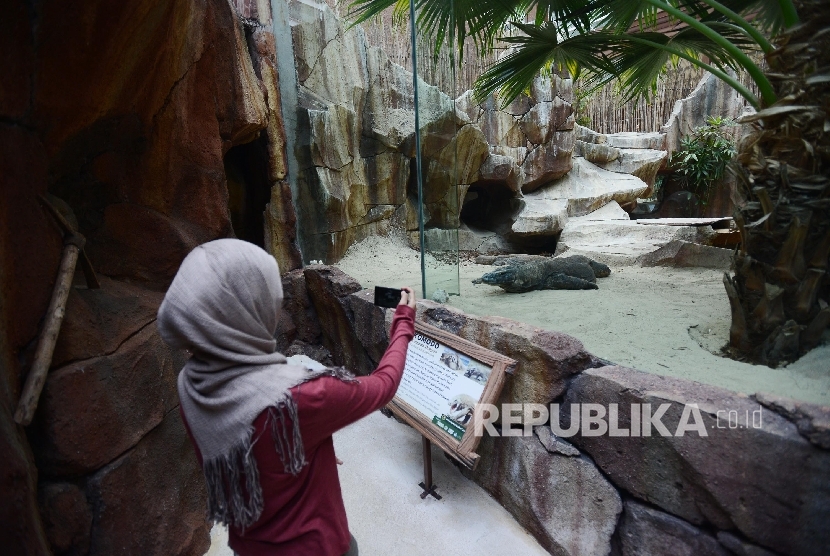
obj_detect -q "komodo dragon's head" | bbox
[471,265,522,286]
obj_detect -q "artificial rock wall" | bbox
[284,1,748,263]
[0,0,300,553]
[287,1,668,259]
[282,265,830,556]
[286,1,606,260]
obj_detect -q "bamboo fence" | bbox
[325,1,762,133]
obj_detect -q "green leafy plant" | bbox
[669,116,737,205]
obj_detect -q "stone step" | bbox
[556,217,716,266]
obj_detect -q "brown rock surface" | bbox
[31,325,186,476]
[41,0,277,285]
[618,500,730,556]
[565,365,830,556]
[52,277,164,367]
[346,289,393,367]
[303,266,375,374]
[87,204,207,286]
[0,122,66,555]
[2,0,293,550]
[84,410,209,556]
[38,482,93,556]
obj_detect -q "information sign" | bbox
[387,321,517,469]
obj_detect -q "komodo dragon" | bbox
[472,255,611,293]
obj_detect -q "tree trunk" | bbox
[727,0,830,366]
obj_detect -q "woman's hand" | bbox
[399,286,416,310]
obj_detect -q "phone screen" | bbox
[374,286,401,308]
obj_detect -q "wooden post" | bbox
[14,241,80,425]
[418,436,441,500]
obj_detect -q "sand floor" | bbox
[337,233,830,406]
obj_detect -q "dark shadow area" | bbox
[224,131,271,247]
[461,179,558,253]
[461,180,517,234]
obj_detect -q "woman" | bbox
[157,239,416,555]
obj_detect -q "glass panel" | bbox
[410,0,460,301]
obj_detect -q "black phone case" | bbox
[374,286,401,308]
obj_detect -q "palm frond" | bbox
[608,29,760,105]
[529,0,605,33]
[473,24,620,104]
[593,0,662,33]
[347,0,527,55]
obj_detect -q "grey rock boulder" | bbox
[476,153,523,193]
[574,124,665,149]
[661,71,746,158]
[595,148,667,187]
[637,239,734,270]
[521,96,574,145]
[511,198,570,237]
[521,131,576,192]
[574,140,620,164]
[535,425,581,456]
[526,157,650,217]
[470,432,622,556]
[618,500,730,556]
[564,365,830,556]
[556,218,715,266]
[755,392,830,450]
[717,531,780,556]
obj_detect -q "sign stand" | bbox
[418,436,442,500]
[387,320,516,499]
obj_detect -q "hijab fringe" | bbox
[203,429,263,532]
[202,369,357,530]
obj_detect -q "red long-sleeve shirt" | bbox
[183,304,415,556]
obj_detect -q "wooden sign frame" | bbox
[387,321,517,469]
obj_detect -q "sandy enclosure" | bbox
[337,233,830,406]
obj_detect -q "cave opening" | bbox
[460,179,517,235]
[461,179,560,254]
[223,131,272,248]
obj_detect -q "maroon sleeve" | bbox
[292,304,415,444]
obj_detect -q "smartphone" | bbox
[374,286,402,308]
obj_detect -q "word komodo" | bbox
[472,255,611,293]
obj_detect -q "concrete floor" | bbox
[204,410,547,555]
